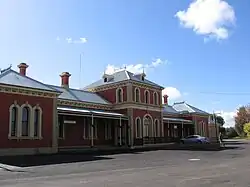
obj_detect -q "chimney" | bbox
[60,72,71,88]
[163,94,168,105]
[18,63,29,76]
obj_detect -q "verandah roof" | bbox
[163,117,193,124]
[57,107,128,120]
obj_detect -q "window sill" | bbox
[8,136,43,140]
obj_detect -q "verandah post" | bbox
[91,113,94,147]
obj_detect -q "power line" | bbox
[199,92,250,96]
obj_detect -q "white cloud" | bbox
[56,36,60,41]
[215,110,236,127]
[162,87,182,101]
[105,58,166,75]
[63,37,87,44]
[175,0,236,41]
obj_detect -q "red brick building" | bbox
[0,63,211,156]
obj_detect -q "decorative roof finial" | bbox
[124,65,127,70]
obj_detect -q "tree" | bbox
[243,123,250,137]
[235,106,250,136]
[226,127,238,138]
[216,116,225,126]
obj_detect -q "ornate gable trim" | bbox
[58,99,112,110]
[0,84,60,98]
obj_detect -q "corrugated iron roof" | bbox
[50,85,110,105]
[0,69,58,92]
[83,70,163,90]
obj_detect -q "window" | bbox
[135,117,141,138]
[58,117,64,139]
[87,119,98,139]
[153,92,158,105]
[104,77,108,82]
[105,121,112,140]
[144,90,150,104]
[154,119,160,137]
[135,88,140,102]
[10,107,18,137]
[34,109,40,137]
[116,88,123,103]
[21,107,29,136]
[143,116,151,137]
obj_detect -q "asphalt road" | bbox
[0,139,250,186]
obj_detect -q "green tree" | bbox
[226,127,238,138]
[243,123,250,137]
[235,106,250,136]
[216,116,225,126]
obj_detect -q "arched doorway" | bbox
[143,115,153,144]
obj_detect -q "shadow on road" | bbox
[223,140,248,145]
[0,154,113,167]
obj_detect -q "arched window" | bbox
[116,88,123,103]
[135,88,140,102]
[22,106,30,136]
[34,109,40,137]
[154,119,160,137]
[143,115,152,137]
[135,117,141,138]
[144,90,150,104]
[153,92,158,105]
[11,107,18,137]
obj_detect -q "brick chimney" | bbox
[60,72,71,88]
[163,95,169,105]
[18,63,29,76]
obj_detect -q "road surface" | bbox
[0,139,249,186]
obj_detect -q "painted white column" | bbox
[119,117,122,146]
[91,114,94,147]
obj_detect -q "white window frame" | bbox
[116,87,124,103]
[8,102,21,138]
[20,103,33,137]
[135,117,142,138]
[153,92,159,105]
[134,87,141,103]
[33,105,43,139]
[144,90,150,104]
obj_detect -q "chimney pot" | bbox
[163,94,169,105]
[17,62,29,76]
[60,72,71,88]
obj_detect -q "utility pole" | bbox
[79,53,84,88]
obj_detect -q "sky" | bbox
[0,0,249,127]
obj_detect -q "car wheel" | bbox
[197,141,202,144]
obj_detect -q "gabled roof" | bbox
[0,69,58,92]
[172,101,209,115]
[83,70,163,90]
[49,85,110,105]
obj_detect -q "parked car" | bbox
[180,135,210,144]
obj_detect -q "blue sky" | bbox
[0,0,249,126]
